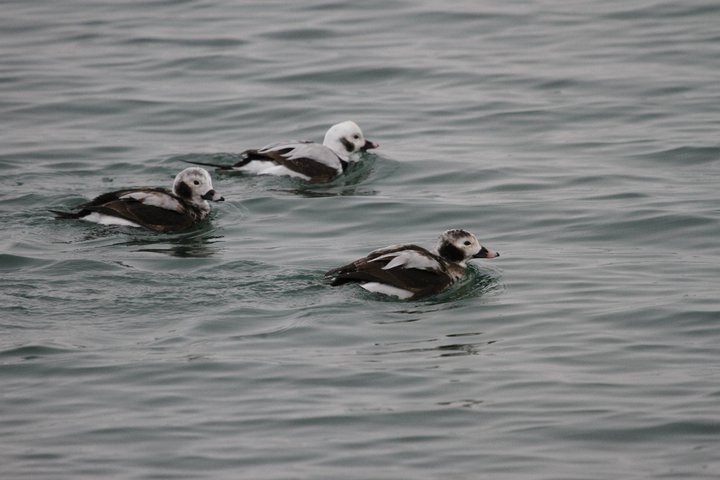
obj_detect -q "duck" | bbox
[325,229,499,299]
[50,167,224,232]
[185,121,378,182]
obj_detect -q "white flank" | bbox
[82,212,142,228]
[361,282,414,300]
[237,160,311,180]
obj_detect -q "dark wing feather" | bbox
[279,157,340,183]
[51,188,151,220]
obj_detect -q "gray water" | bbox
[2,1,719,479]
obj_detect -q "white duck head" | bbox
[436,229,499,266]
[322,121,379,161]
[173,167,224,210]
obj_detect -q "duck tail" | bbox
[49,209,82,219]
[181,159,236,170]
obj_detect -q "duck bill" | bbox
[202,189,225,202]
[474,246,499,259]
[361,139,379,151]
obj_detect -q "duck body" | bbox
[232,141,350,182]
[51,167,224,233]
[186,121,378,183]
[325,229,499,300]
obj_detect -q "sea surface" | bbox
[1,1,719,479]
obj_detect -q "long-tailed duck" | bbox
[186,121,378,183]
[325,229,500,299]
[50,167,224,232]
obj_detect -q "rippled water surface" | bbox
[2,1,719,479]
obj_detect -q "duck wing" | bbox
[244,141,345,182]
[84,188,198,232]
[326,245,452,296]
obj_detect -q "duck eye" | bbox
[193,180,200,185]
[353,134,360,139]
[464,241,471,246]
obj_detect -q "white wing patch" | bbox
[120,192,184,212]
[261,142,343,171]
[368,244,405,255]
[376,250,440,271]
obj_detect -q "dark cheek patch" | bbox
[176,181,193,199]
[340,137,354,153]
[437,243,465,263]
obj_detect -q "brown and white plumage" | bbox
[50,167,224,233]
[325,229,500,299]
[185,121,378,183]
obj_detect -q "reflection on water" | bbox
[134,241,219,258]
[95,224,226,258]
[436,399,484,408]
[51,222,223,258]
[367,331,496,358]
[278,185,379,198]
[128,232,223,258]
